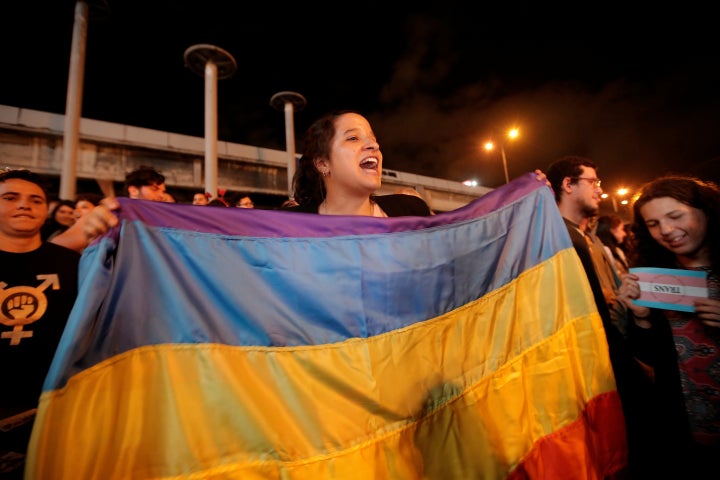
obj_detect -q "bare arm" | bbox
[50,198,120,253]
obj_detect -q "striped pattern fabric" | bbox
[26,173,627,479]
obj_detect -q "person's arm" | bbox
[50,198,120,253]
[534,169,551,187]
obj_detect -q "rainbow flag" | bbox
[26,173,627,479]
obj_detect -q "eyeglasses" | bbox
[576,177,602,188]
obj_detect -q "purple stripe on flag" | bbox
[98,173,544,242]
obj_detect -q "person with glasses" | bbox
[546,155,657,478]
[546,156,618,313]
[0,168,80,478]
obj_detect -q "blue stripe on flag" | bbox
[45,173,570,391]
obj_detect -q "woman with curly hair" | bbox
[618,175,720,476]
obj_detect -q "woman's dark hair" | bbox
[207,198,230,207]
[51,199,76,217]
[41,199,76,240]
[124,165,165,193]
[75,192,103,206]
[596,215,623,247]
[596,215,628,268]
[630,175,720,271]
[291,110,360,208]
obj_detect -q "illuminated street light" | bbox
[484,127,520,184]
[601,186,633,214]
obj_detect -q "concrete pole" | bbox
[60,1,88,200]
[184,44,237,199]
[270,92,306,199]
[203,61,219,199]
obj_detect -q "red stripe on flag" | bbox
[509,391,628,479]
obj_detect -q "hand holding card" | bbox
[629,267,709,313]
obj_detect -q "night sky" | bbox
[2,0,719,192]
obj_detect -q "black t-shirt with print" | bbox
[0,242,79,476]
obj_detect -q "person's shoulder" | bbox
[375,194,432,217]
[562,217,581,232]
[280,203,318,214]
[42,241,82,260]
[0,243,80,269]
[0,242,79,257]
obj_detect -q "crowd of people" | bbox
[546,156,720,477]
[192,190,256,208]
[38,193,103,243]
[1,110,719,478]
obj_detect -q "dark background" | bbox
[2,0,719,193]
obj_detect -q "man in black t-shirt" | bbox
[0,169,80,479]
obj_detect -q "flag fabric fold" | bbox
[27,173,627,479]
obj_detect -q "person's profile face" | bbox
[611,224,626,243]
[572,166,602,217]
[130,183,166,202]
[326,113,383,195]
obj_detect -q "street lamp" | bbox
[483,128,520,184]
[184,44,237,200]
[602,187,631,212]
[271,91,307,199]
[600,186,636,222]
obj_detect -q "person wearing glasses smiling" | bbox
[546,155,658,478]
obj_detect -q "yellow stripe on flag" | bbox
[28,248,621,479]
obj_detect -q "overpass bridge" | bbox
[0,104,491,211]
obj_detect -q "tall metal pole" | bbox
[203,61,219,199]
[60,1,88,200]
[271,91,306,199]
[500,144,510,184]
[184,44,236,199]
